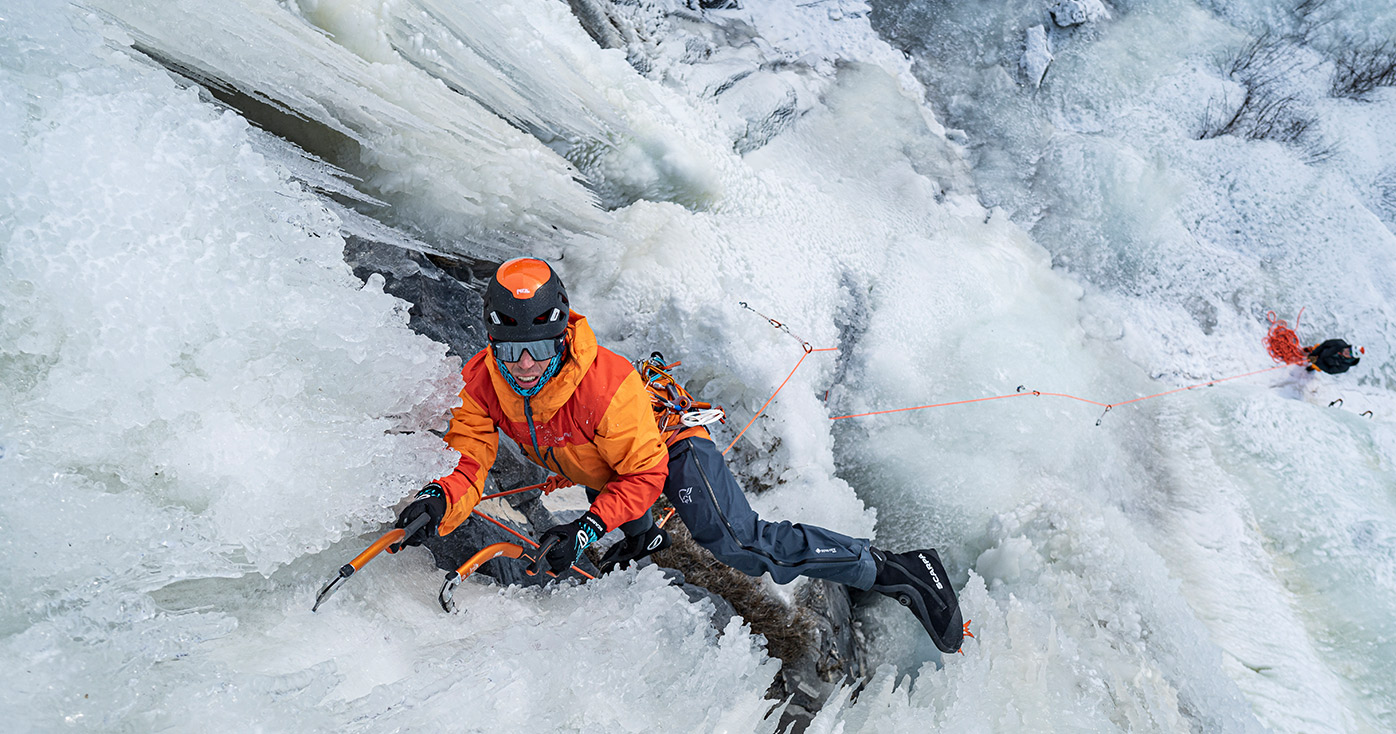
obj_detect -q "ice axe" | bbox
[435,512,599,612]
[312,513,431,612]
[437,542,529,613]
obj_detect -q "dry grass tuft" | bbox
[651,509,817,664]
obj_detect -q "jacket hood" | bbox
[484,311,597,422]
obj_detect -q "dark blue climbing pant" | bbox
[592,437,876,589]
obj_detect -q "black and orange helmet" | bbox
[483,258,570,342]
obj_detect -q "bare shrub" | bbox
[1221,30,1299,84]
[1198,31,1333,162]
[1291,0,1338,44]
[1332,40,1396,99]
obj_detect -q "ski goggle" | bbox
[491,336,565,363]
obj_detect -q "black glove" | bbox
[597,524,671,574]
[526,511,606,577]
[395,484,446,547]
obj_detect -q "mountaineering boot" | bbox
[596,525,672,574]
[871,547,964,654]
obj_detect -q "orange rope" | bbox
[1105,366,1286,408]
[1265,309,1309,365]
[480,482,545,502]
[480,475,574,502]
[831,390,1103,420]
[724,346,838,455]
[830,365,1289,423]
[723,305,1307,429]
[469,306,1301,582]
[471,509,596,580]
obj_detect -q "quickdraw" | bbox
[637,352,726,445]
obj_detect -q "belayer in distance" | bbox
[1265,311,1363,376]
[393,257,966,654]
[1305,338,1362,374]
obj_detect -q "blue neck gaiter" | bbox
[498,351,564,398]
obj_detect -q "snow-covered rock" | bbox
[1021,25,1053,87]
[1048,0,1110,28]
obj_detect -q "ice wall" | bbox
[4,0,1395,731]
[0,1,468,727]
[868,0,1396,730]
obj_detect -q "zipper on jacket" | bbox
[524,398,575,485]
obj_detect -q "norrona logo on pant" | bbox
[815,548,837,554]
[917,553,944,590]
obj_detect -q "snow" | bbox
[3,0,1396,731]
[1050,0,1111,28]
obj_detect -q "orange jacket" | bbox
[432,313,669,536]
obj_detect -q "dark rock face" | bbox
[649,509,867,730]
[423,488,600,586]
[779,579,867,727]
[343,236,489,361]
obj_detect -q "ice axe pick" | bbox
[312,513,431,612]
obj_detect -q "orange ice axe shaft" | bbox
[438,542,528,612]
[312,513,431,612]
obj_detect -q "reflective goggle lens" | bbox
[492,336,564,363]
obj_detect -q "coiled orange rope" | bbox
[1265,309,1309,365]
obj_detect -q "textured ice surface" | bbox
[4,0,1396,731]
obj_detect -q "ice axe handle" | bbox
[439,543,526,613]
[386,512,433,555]
[525,536,561,577]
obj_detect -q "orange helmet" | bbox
[483,258,569,342]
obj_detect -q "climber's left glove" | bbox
[525,511,606,577]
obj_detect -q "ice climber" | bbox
[393,257,966,654]
[1305,338,1362,374]
[1265,312,1363,376]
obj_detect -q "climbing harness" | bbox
[438,354,731,608]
